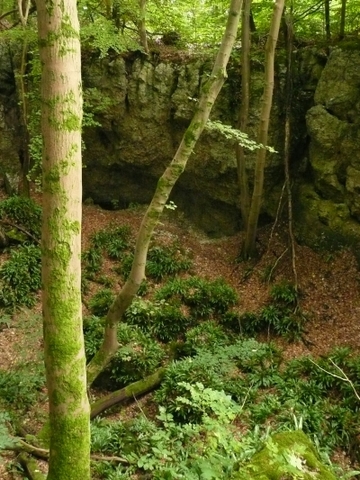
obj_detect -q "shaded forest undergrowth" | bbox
[0,193,360,479]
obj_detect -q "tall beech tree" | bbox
[242,0,285,258]
[86,0,244,385]
[36,0,90,479]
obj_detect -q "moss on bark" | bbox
[37,0,90,479]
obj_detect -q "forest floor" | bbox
[0,198,360,479]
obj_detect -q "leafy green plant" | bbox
[107,324,165,386]
[155,356,233,421]
[91,224,131,260]
[151,303,191,342]
[82,246,103,275]
[238,282,306,341]
[0,244,41,309]
[95,275,114,287]
[124,297,191,342]
[250,393,282,424]
[183,321,230,354]
[83,315,105,360]
[89,288,115,317]
[0,363,45,411]
[172,381,241,423]
[121,243,192,281]
[270,282,298,306]
[155,276,238,318]
[91,402,267,479]
[146,245,192,279]
[82,224,132,276]
[0,412,18,450]
[0,196,41,237]
[154,340,276,421]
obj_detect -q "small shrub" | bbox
[124,297,153,326]
[238,285,306,341]
[120,243,192,281]
[0,244,41,308]
[152,303,191,342]
[83,315,105,360]
[238,311,259,333]
[81,277,90,295]
[88,289,114,317]
[249,393,282,424]
[96,275,114,287]
[146,244,192,280]
[108,324,165,386]
[155,276,238,319]
[183,321,230,354]
[124,298,191,342]
[91,224,131,260]
[82,247,102,274]
[0,196,41,237]
[169,381,240,424]
[0,363,45,410]
[270,281,298,306]
[220,311,242,331]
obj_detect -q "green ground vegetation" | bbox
[0,198,359,478]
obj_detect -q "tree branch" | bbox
[9,439,129,465]
[0,219,40,244]
[309,358,360,402]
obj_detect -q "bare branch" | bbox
[308,358,360,402]
[18,0,31,26]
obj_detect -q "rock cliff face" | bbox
[2,42,360,245]
[295,45,360,250]
[83,47,316,235]
[80,49,310,235]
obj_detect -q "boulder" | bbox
[233,430,336,480]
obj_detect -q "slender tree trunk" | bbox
[324,0,331,40]
[236,0,252,230]
[86,0,244,386]
[339,0,346,39]
[242,0,285,259]
[139,0,149,53]
[284,10,298,290]
[16,36,30,197]
[36,1,90,479]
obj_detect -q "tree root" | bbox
[90,367,166,419]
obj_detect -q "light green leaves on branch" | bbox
[206,120,277,152]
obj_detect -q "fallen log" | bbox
[17,453,46,480]
[90,367,166,419]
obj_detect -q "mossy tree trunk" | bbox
[86,0,244,386]
[236,0,252,229]
[36,1,90,479]
[242,0,285,259]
